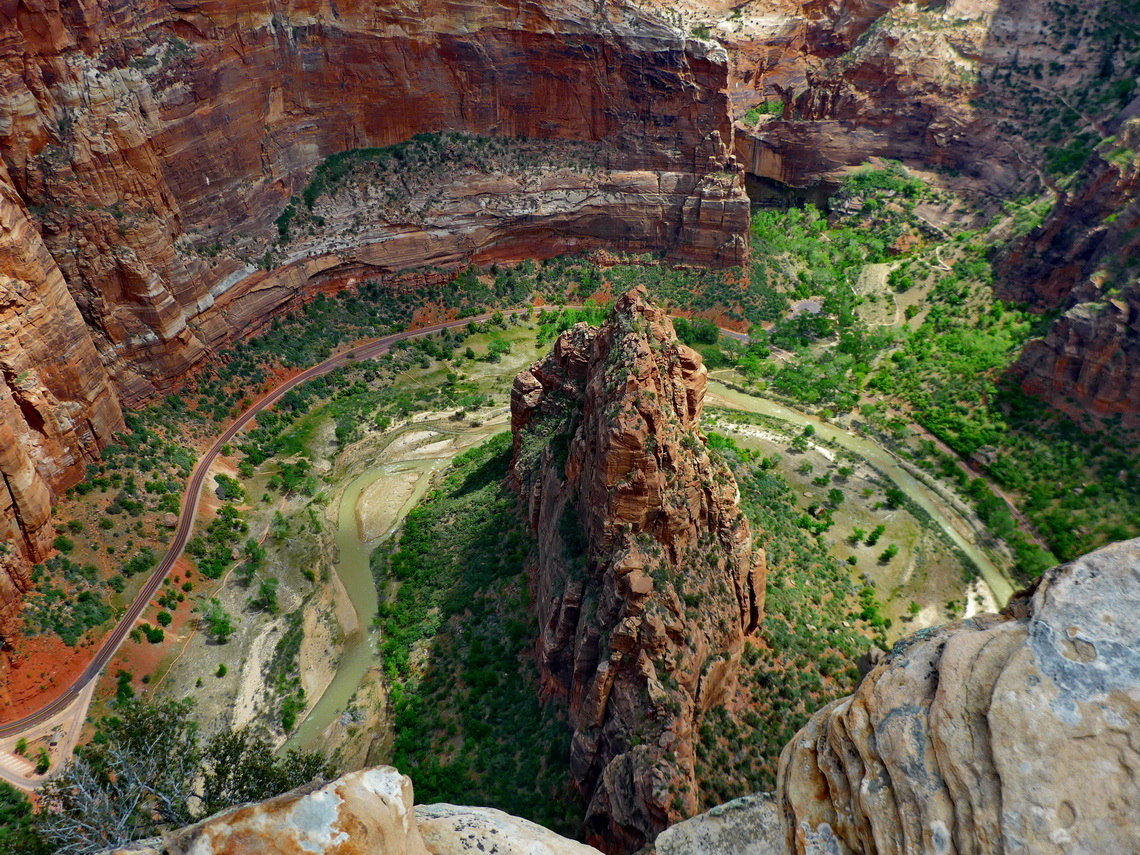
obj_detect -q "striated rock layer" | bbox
[1004,121,1140,416]
[0,0,748,625]
[2,0,747,405]
[510,287,765,852]
[659,537,1140,855]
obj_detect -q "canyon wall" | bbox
[1004,122,1140,416]
[2,0,747,408]
[659,537,1140,855]
[0,0,749,621]
[510,287,766,852]
[728,0,1008,189]
[0,157,123,566]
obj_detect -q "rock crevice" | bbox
[659,537,1140,855]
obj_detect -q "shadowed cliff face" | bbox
[0,158,124,562]
[1001,121,1140,416]
[510,287,765,853]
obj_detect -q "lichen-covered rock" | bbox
[510,287,766,852]
[416,804,602,855]
[656,793,782,855]
[106,770,601,855]
[662,537,1140,855]
[110,767,427,855]
[778,538,1140,854]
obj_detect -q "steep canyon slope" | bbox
[0,0,747,634]
[510,287,766,852]
[660,537,1140,855]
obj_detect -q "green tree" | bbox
[251,577,279,614]
[0,783,50,854]
[197,729,331,819]
[202,599,235,644]
[36,700,329,854]
[884,487,906,509]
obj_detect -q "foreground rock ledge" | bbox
[659,537,1140,855]
[110,766,600,855]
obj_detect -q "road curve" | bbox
[0,303,1027,777]
[0,310,530,743]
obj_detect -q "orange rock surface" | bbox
[0,0,750,631]
[510,287,765,852]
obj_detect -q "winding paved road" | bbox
[0,304,1025,788]
[0,310,531,785]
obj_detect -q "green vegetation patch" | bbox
[374,434,580,834]
[23,556,114,647]
[694,433,873,808]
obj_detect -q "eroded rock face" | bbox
[510,287,766,852]
[662,537,1140,855]
[728,0,1011,189]
[1017,290,1140,416]
[0,0,750,634]
[0,159,123,558]
[1003,123,1140,416]
[108,766,602,855]
[2,0,747,403]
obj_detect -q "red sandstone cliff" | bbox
[510,287,765,853]
[1001,121,1140,416]
[1,0,747,406]
[0,0,750,626]
[0,158,123,560]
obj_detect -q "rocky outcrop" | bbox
[417,805,601,855]
[1017,290,1140,416]
[657,792,783,855]
[659,537,1140,855]
[510,287,766,852]
[1001,122,1140,416]
[109,766,600,855]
